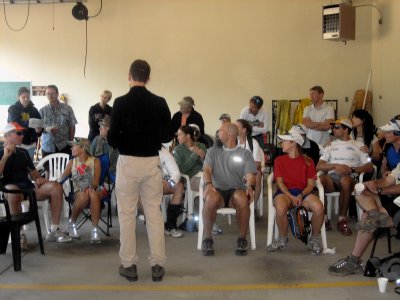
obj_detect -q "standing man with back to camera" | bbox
[108,59,174,282]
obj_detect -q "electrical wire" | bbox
[89,0,102,19]
[83,19,88,78]
[2,0,30,31]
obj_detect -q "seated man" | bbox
[0,122,72,245]
[90,115,119,176]
[328,163,397,276]
[201,123,257,256]
[317,118,374,236]
[267,132,324,255]
[159,147,185,238]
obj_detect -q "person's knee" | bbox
[340,176,354,189]
[204,193,219,210]
[274,199,289,217]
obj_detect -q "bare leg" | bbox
[203,188,224,238]
[273,194,291,238]
[339,175,355,218]
[231,190,250,238]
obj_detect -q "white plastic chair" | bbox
[182,173,200,220]
[323,166,377,222]
[197,177,256,251]
[266,172,335,254]
[31,153,70,233]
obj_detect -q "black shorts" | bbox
[215,188,238,208]
[5,181,34,198]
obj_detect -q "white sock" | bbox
[50,225,59,232]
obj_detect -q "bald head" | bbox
[218,123,238,147]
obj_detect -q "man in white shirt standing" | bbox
[302,86,335,146]
[240,96,268,150]
[317,118,374,236]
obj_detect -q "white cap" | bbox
[289,124,307,136]
[277,132,304,146]
[380,119,400,132]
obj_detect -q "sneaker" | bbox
[90,227,101,245]
[151,264,165,282]
[119,264,138,281]
[165,228,183,238]
[202,238,214,256]
[267,237,288,253]
[337,219,352,236]
[20,234,29,251]
[68,221,81,239]
[356,211,394,232]
[212,223,223,235]
[328,256,363,276]
[235,237,248,256]
[46,230,72,243]
[310,236,322,255]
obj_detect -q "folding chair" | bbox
[66,154,113,236]
[266,172,335,254]
[197,177,256,250]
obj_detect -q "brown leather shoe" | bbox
[337,219,352,236]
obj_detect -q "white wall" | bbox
[0,0,384,137]
[370,0,400,127]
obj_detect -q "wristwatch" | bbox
[204,181,212,187]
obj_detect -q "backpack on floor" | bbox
[287,206,311,245]
[364,253,400,281]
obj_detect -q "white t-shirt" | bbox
[159,147,181,184]
[302,102,335,146]
[238,137,264,163]
[320,139,370,174]
[239,107,268,136]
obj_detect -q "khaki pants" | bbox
[116,155,166,267]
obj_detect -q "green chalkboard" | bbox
[0,82,31,105]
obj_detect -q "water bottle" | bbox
[186,216,195,233]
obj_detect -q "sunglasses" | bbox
[15,131,24,136]
[333,125,342,129]
[390,118,400,131]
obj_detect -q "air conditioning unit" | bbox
[322,3,355,41]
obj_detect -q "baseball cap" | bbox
[379,117,400,132]
[178,96,195,107]
[250,96,264,108]
[219,113,231,121]
[289,124,307,136]
[330,118,353,129]
[277,132,304,146]
[68,138,92,155]
[3,122,26,134]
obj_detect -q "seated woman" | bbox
[236,119,264,212]
[173,124,207,191]
[61,138,102,244]
[267,132,324,255]
[351,109,380,177]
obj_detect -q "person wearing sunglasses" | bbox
[380,115,400,177]
[0,122,72,247]
[317,118,374,236]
